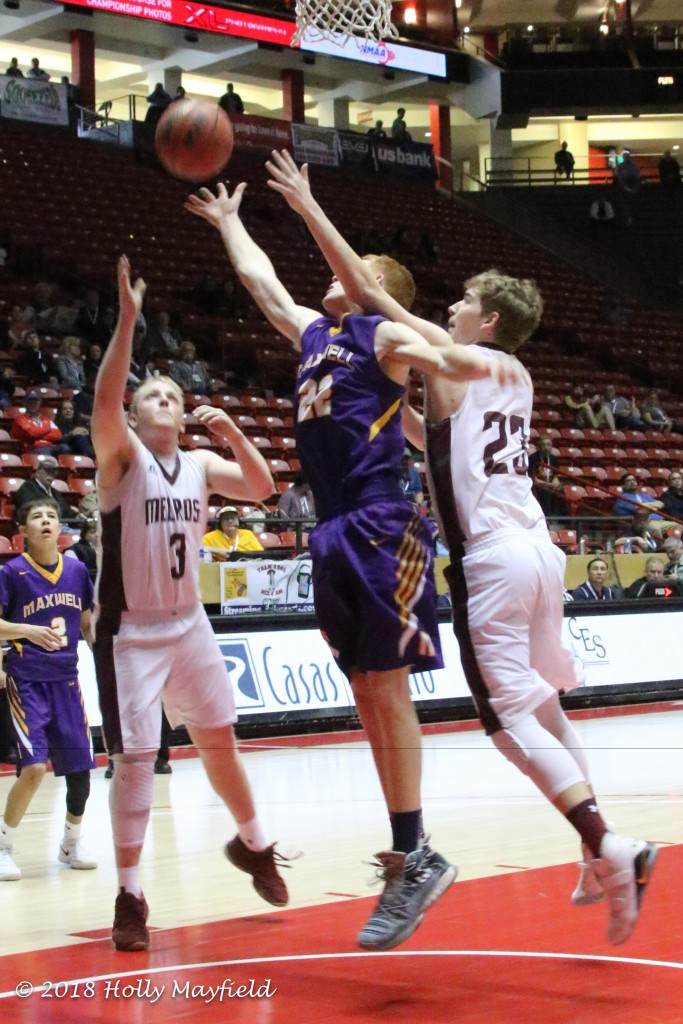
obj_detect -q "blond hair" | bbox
[465,270,543,353]
[128,375,184,415]
[364,254,416,311]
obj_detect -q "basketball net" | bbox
[292,0,399,47]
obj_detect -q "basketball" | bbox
[155,99,234,183]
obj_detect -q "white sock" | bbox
[0,820,17,848]
[238,817,270,852]
[63,820,82,843]
[117,867,142,897]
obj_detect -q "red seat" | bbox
[625,448,648,461]
[267,459,291,475]
[211,394,242,410]
[268,397,294,411]
[558,446,583,462]
[0,453,22,470]
[650,467,671,483]
[256,531,282,549]
[560,428,585,442]
[58,454,95,472]
[256,415,285,429]
[604,447,627,462]
[603,465,627,483]
[584,485,613,515]
[57,533,78,551]
[10,533,24,552]
[602,430,626,443]
[583,465,607,482]
[582,429,604,442]
[562,484,587,516]
[271,436,297,451]
[556,529,578,553]
[584,447,605,461]
[560,465,583,481]
[623,430,646,443]
[180,434,211,449]
[0,477,24,495]
[68,477,96,496]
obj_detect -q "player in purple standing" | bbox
[186,180,523,952]
[0,498,97,880]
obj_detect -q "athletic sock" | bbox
[390,809,422,854]
[566,798,608,858]
[238,816,270,852]
[63,820,82,843]
[117,867,142,897]
[0,820,17,848]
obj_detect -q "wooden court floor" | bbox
[1,705,682,1023]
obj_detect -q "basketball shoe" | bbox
[357,846,457,952]
[592,833,658,945]
[571,843,604,906]
[112,888,150,952]
[0,844,21,881]
[58,838,98,870]
[225,835,290,907]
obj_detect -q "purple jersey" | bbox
[0,553,93,682]
[295,314,407,521]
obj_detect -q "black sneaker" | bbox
[104,759,114,779]
[112,888,150,952]
[357,846,457,952]
[154,758,172,775]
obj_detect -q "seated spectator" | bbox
[572,557,623,601]
[78,491,99,521]
[64,520,98,581]
[527,436,567,519]
[202,506,264,559]
[603,385,644,430]
[367,120,387,140]
[662,536,683,585]
[56,335,86,391]
[26,57,50,81]
[83,342,104,392]
[640,390,683,435]
[661,469,683,521]
[73,288,109,346]
[5,57,23,78]
[147,310,182,358]
[13,330,54,384]
[626,556,681,598]
[564,384,615,430]
[589,193,615,230]
[615,507,662,553]
[399,450,424,506]
[613,472,663,520]
[169,341,213,394]
[13,457,76,524]
[54,398,95,458]
[277,472,316,523]
[5,306,34,351]
[0,367,15,410]
[11,390,65,454]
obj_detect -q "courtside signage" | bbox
[56,0,447,76]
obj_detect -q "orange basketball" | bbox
[155,99,234,182]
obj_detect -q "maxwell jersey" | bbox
[95,442,207,634]
[295,314,406,520]
[0,553,93,682]
[426,346,545,548]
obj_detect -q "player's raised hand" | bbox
[117,255,146,321]
[184,182,247,227]
[266,150,313,214]
[29,625,64,652]
[194,404,237,441]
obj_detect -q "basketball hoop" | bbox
[292,0,399,48]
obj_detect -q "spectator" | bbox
[625,556,681,598]
[603,385,644,430]
[661,470,683,521]
[614,151,641,192]
[64,520,98,581]
[613,472,663,520]
[83,342,104,392]
[367,120,387,140]
[589,193,616,231]
[13,458,76,524]
[77,490,99,521]
[218,82,244,116]
[56,336,86,392]
[277,472,316,523]
[145,82,172,128]
[0,367,15,410]
[640,390,683,435]
[658,149,681,188]
[169,341,212,394]
[147,310,182,358]
[662,536,683,585]
[13,331,53,385]
[5,57,23,78]
[527,436,567,519]
[391,108,412,145]
[54,398,95,458]
[73,289,107,346]
[202,506,264,559]
[4,305,33,350]
[554,141,575,180]
[572,557,623,601]
[615,507,662,553]
[26,57,50,81]
[11,391,65,455]
[564,384,615,430]
[399,449,424,505]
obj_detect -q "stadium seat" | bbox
[0,453,22,470]
[58,455,95,473]
[556,529,578,553]
[10,534,24,552]
[68,477,96,496]
[256,532,282,548]
[57,533,78,551]
[562,485,587,517]
[0,477,23,495]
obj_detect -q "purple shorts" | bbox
[6,674,95,776]
[309,501,442,677]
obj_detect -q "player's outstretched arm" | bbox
[191,406,275,503]
[184,182,318,350]
[92,256,145,486]
[266,150,449,348]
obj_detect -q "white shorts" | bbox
[447,528,584,734]
[95,603,236,755]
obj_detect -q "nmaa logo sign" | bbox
[357,41,396,66]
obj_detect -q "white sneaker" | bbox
[593,833,657,945]
[571,842,605,906]
[0,845,21,881]
[58,839,98,871]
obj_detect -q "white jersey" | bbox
[426,346,545,549]
[95,441,207,633]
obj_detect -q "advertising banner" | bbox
[220,558,315,615]
[0,76,68,126]
[291,124,341,167]
[232,114,292,155]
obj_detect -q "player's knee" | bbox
[491,728,532,775]
[19,763,46,787]
[65,771,91,817]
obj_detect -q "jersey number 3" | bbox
[482,411,527,477]
[170,533,186,579]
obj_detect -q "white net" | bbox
[292,0,399,47]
